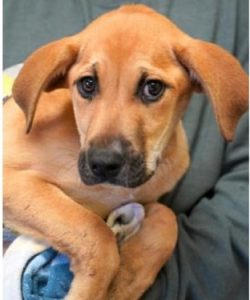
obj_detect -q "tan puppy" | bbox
[4,4,248,300]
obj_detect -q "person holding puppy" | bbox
[3,1,248,300]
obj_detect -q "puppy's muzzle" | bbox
[78,138,151,188]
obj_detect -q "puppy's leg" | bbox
[4,168,120,300]
[107,203,178,300]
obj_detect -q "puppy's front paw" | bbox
[107,203,145,244]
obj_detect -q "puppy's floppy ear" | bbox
[12,37,79,133]
[174,39,248,141]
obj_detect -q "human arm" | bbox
[142,112,248,300]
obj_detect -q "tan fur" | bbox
[4,4,248,300]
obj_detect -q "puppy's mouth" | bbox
[78,138,153,188]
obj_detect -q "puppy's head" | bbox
[13,5,248,188]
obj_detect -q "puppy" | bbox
[3,4,248,300]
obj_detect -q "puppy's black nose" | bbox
[87,141,125,180]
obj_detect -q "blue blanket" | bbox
[22,248,73,300]
[3,236,73,300]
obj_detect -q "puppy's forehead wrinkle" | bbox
[75,57,175,88]
[73,63,99,83]
[75,43,179,83]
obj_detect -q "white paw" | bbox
[106,203,145,244]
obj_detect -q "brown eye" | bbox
[77,76,97,100]
[140,80,166,102]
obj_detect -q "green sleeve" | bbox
[143,112,249,300]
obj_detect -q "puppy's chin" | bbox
[78,152,154,188]
[79,171,154,188]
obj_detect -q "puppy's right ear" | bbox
[12,37,79,133]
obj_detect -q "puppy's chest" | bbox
[51,164,169,219]
[56,177,139,218]
[44,162,153,219]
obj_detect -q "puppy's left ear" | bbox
[174,39,248,141]
[13,36,79,133]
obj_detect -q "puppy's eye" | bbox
[140,80,166,102]
[76,76,97,99]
